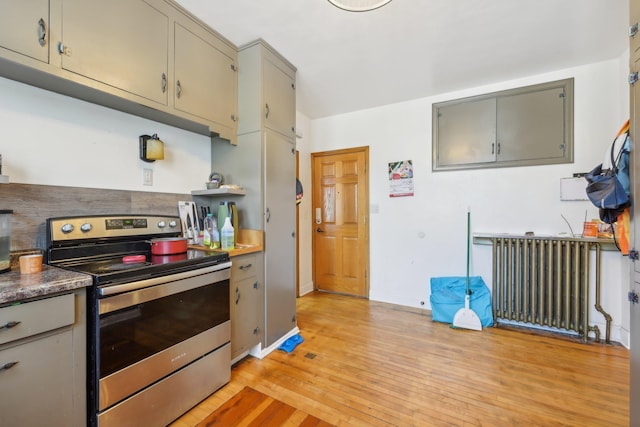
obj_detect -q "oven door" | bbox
[96,263,230,413]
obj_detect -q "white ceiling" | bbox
[175,0,629,119]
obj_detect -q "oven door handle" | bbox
[98,261,231,297]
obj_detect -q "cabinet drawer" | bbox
[0,293,75,345]
[231,254,258,281]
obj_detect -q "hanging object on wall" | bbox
[296,178,304,205]
[388,160,413,197]
[139,134,165,163]
[327,0,392,12]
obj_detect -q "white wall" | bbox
[0,77,211,193]
[306,57,631,344]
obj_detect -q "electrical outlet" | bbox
[143,168,153,186]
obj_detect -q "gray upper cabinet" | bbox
[61,0,169,106]
[433,78,574,171]
[237,39,296,139]
[263,57,296,138]
[0,0,50,64]
[174,20,237,142]
[0,0,238,140]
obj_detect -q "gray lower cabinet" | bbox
[0,0,50,64]
[263,129,297,347]
[230,252,264,359]
[214,130,297,349]
[0,290,86,427]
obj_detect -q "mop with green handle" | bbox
[452,208,482,331]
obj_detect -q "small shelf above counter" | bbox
[191,187,246,197]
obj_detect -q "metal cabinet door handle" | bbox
[0,320,20,331]
[161,73,167,93]
[235,286,240,304]
[239,264,252,271]
[0,361,18,372]
[266,208,271,223]
[37,18,47,47]
[265,103,270,119]
[176,80,182,98]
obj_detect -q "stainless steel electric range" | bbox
[45,214,231,427]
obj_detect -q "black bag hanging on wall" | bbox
[585,131,630,224]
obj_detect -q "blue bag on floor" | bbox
[429,276,493,327]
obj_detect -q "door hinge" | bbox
[630,249,640,261]
[630,72,639,86]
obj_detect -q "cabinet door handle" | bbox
[253,327,260,335]
[161,73,167,93]
[0,361,18,372]
[266,207,271,223]
[231,114,237,122]
[491,142,495,155]
[253,281,259,289]
[235,286,240,304]
[37,18,47,47]
[265,103,270,119]
[0,320,20,331]
[239,263,252,271]
[496,142,501,155]
[176,80,182,98]
[631,23,639,38]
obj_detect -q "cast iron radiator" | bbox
[490,237,607,342]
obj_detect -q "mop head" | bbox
[277,334,304,353]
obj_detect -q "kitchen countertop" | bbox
[0,265,92,305]
[189,228,264,257]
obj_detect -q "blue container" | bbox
[429,276,493,327]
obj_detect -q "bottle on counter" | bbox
[220,216,234,250]
[203,214,219,249]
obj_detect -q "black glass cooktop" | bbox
[58,249,229,286]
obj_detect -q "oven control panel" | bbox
[48,215,181,242]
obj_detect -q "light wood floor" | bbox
[171,291,630,427]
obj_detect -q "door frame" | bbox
[311,146,370,297]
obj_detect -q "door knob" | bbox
[316,228,324,233]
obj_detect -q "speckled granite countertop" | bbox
[0,265,92,305]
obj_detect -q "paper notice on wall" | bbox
[560,177,588,201]
[389,160,414,197]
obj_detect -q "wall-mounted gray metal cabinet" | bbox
[432,78,574,171]
[0,0,238,143]
[237,39,297,140]
[0,0,51,64]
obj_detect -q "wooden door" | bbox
[312,147,369,297]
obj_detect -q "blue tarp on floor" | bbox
[429,276,494,327]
